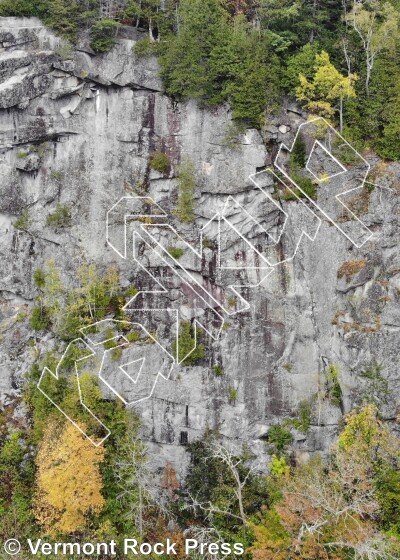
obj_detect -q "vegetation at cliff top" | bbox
[1,1,400,158]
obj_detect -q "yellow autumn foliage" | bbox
[34,421,105,535]
[338,404,400,464]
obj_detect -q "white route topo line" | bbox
[38,119,385,444]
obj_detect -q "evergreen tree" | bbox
[283,43,319,90]
[377,78,400,160]
[289,133,306,169]
[256,0,343,49]
[0,0,42,16]
[159,0,230,100]
[209,17,281,124]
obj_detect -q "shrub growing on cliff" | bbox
[133,37,159,58]
[281,173,316,201]
[326,364,342,407]
[228,387,238,404]
[30,306,51,331]
[14,209,32,230]
[167,246,184,259]
[297,399,312,432]
[289,133,306,170]
[90,19,119,53]
[46,204,71,229]
[213,365,224,376]
[34,269,46,290]
[29,260,123,339]
[176,157,196,223]
[172,321,205,366]
[54,43,74,61]
[289,399,312,432]
[267,424,293,455]
[149,150,170,174]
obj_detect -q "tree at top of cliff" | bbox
[160,4,281,125]
[345,0,398,94]
[209,15,281,123]
[296,50,357,131]
[159,0,231,100]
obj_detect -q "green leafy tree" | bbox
[268,455,290,478]
[256,0,343,48]
[183,437,269,545]
[342,41,400,155]
[42,0,98,42]
[296,51,357,131]
[267,424,293,455]
[224,0,252,16]
[252,406,400,559]
[256,0,303,30]
[0,429,36,541]
[113,415,152,538]
[375,464,400,535]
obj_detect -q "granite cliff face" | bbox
[1,17,399,482]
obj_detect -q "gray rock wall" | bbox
[0,17,399,483]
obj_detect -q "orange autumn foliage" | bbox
[161,462,180,500]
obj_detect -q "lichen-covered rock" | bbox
[15,153,41,172]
